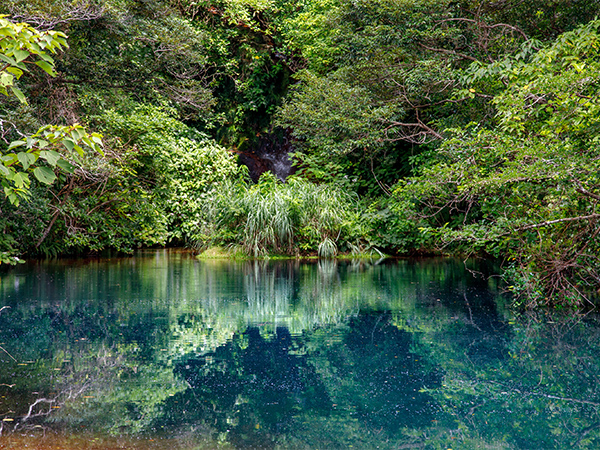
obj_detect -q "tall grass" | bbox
[203,172,360,257]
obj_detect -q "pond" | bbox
[0,250,599,449]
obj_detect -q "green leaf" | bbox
[0,27,15,38]
[33,166,56,184]
[12,171,26,188]
[62,138,75,152]
[38,52,54,63]
[8,140,26,150]
[0,164,11,177]
[6,66,23,79]
[9,86,27,104]
[3,185,19,206]
[57,158,75,173]
[12,49,29,63]
[8,195,18,206]
[17,152,35,170]
[0,71,13,87]
[40,150,61,167]
[1,154,16,163]
[70,128,83,141]
[28,42,41,53]
[0,53,17,66]
[34,60,56,76]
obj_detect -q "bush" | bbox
[99,105,245,245]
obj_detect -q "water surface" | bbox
[0,251,599,449]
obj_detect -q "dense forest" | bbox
[1,0,599,308]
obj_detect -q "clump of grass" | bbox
[318,237,337,258]
[201,172,360,257]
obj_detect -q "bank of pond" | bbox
[0,251,599,448]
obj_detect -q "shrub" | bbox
[99,105,245,245]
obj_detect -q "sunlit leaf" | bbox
[0,53,17,66]
[9,86,26,104]
[0,71,13,87]
[12,171,26,188]
[17,152,35,170]
[12,48,29,63]
[6,66,23,79]
[34,60,56,76]
[40,150,61,167]
[7,140,25,150]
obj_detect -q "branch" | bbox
[8,5,105,30]
[0,345,16,362]
[22,398,55,422]
[418,43,479,62]
[576,186,600,202]
[487,22,531,43]
[36,208,61,249]
[437,17,531,43]
[385,120,444,141]
[534,393,600,407]
[517,214,600,232]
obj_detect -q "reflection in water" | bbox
[0,252,599,448]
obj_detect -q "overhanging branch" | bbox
[517,213,600,232]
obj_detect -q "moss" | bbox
[196,246,249,259]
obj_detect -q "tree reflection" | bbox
[331,313,442,432]
[166,312,442,448]
[1,253,600,448]
[169,327,330,448]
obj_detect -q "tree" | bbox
[393,20,600,306]
[274,0,521,194]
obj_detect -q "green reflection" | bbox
[0,252,599,448]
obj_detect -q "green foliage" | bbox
[276,0,598,202]
[0,15,67,100]
[0,16,103,206]
[1,148,168,258]
[392,20,600,306]
[280,0,341,74]
[204,172,361,256]
[473,0,600,41]
[1,0,600,310]
[99,105,244,245]
[1,123,103,205]
[275,0,473,195]
[277,71,399,154]
[0,215,22,264]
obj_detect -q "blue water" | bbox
[0,251,598,449]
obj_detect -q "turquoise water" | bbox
[0,250,598,449]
